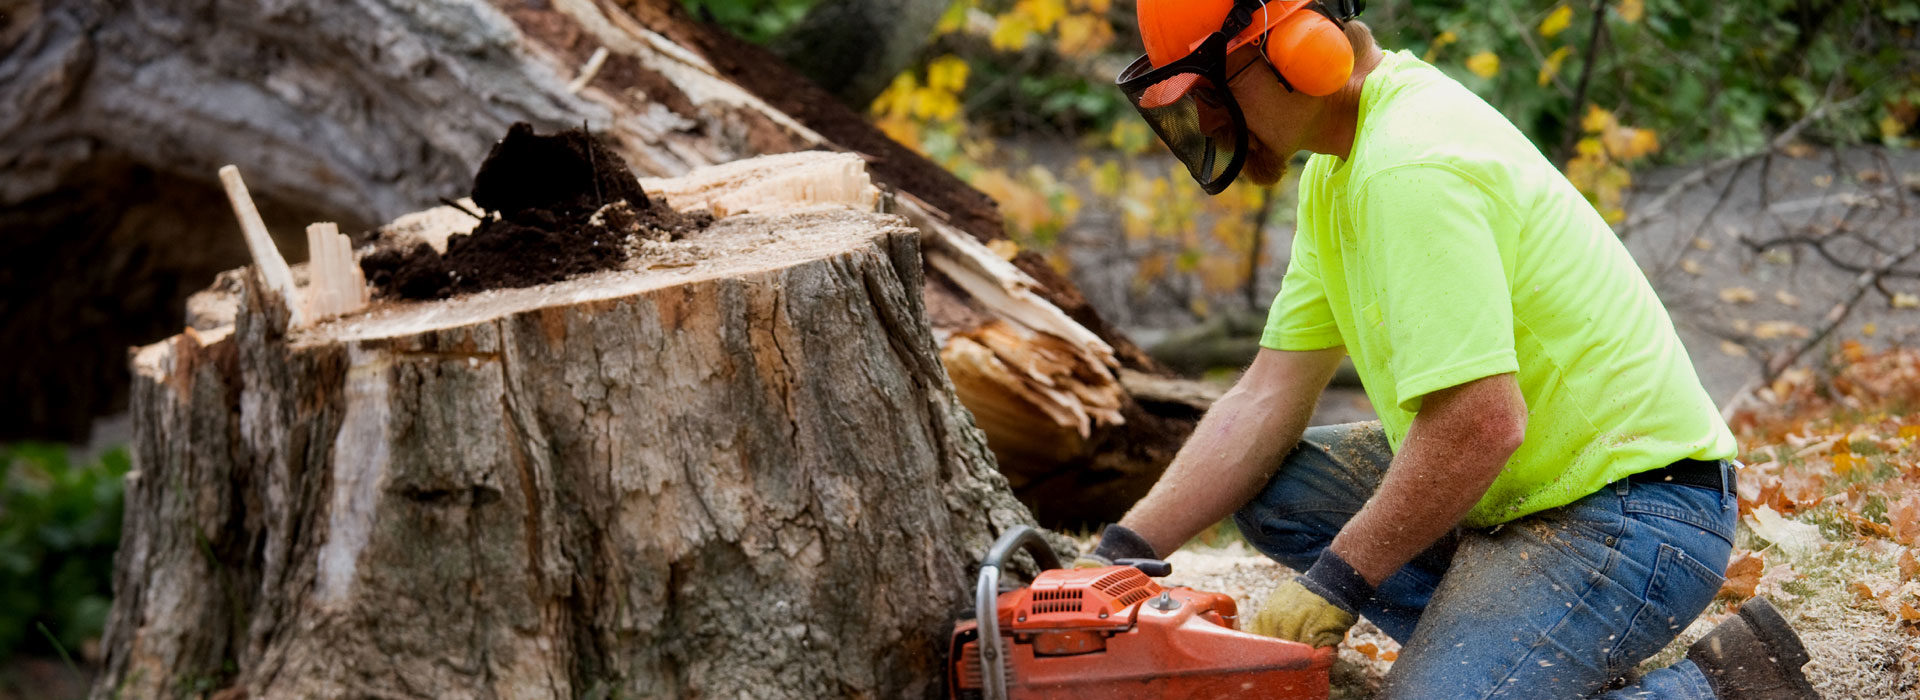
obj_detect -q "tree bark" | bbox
[100,157,1046,699]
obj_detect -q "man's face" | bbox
[1221,46,1319,187]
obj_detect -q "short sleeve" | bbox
[1355,165,1518,412]
[1261,222,1343,351]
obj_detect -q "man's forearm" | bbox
[1118,348,1342,556]
[1329,373,1526,586]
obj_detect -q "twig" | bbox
[1243,186,1274,309]
[1620,75,1842,237]
[439,197,484,220]
[1762,240,1920,381]
[567,46,611,94]
[1554,0,1610,166]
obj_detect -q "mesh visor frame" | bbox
[1116,33,1250,195]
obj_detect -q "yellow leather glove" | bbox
[1246,579,1356,648]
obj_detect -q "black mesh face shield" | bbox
[1117,34,1248,196]
[1117,0,1365,195]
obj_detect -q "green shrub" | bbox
[0,444,128,659]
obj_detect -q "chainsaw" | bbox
[949,526,1334,699]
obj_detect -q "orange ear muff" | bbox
[1263,9,1353,96]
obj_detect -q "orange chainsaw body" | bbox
[949,565,1334,699]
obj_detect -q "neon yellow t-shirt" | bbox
[1261,50,1735,527]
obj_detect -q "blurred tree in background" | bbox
[690,0,1918,322]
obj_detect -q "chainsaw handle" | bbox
[974,526,1061,700]
[980,525,1063,573]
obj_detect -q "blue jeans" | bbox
[1232,422,1735,699]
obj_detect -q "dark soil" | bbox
[361,123,709,300]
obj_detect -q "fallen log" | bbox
[100,152,1047,699]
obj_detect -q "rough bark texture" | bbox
[103,196,1045,698]
[2,0,1190,521]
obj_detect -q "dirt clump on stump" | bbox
[360,123,710,300]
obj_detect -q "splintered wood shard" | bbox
[303,222,369,321]
[219,165,304,326]
[639,151,880,217]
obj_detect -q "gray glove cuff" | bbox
[1299,549,1375,615]
[1091,524,1157,563]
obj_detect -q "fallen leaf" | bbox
[1752,321,1812,340]
[1850,581,1880,601]
[1354,641,1380,659]
[1894,293,1919,309]
[1681,258,1704,275]
[1891,494,1920,546]
[1863,322,1879,336]
[1757,561,1800,601]
[1899,549,1918,582]
[1380,650,1399,662]
[1720,551,1764,599]
[1720,286,1758,304]
[986,239,1019,261]
[1774,290,1800,307]
[1841,509,1893,539]
[1746,505,1825,556]
[1719,341,1750,357]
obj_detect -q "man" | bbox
[1088,1,1819,698]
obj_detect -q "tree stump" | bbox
[100,157,1046,699]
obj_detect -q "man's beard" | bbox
[1242,137,1288,187]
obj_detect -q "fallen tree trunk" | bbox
[2,0,1193,524]
[101,155,1044,699]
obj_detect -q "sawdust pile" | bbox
[361,122,711,300]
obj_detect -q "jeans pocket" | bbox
[1607,543,1726,670]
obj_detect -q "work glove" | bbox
[1073,523,1156,569]
[1246,550,1374,648]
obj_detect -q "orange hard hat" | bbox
[1135,0,1355,97]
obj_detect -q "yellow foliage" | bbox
[1538,46,1572,86]
[1016,0,1068,34]
[871,73,917,119]
[1617,0,1644,23]
[990,13,1034,50]
[1071,0,1111,15]
[926,55,969,93]
[935,1,968,35]
[1581,104,1615,133]
[1539,5,1574,39]
[1883,115,1909,144]
[1108,120,1157,154]
[1055,14,1114,58]
[1466,51,1500,79]
[1424,30,1458,62]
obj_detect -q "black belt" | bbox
[1627,458,1732,492]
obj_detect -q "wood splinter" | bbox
[303,222,370,321]
[218,165,305,326]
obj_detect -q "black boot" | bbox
[1686,597,1819,699]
